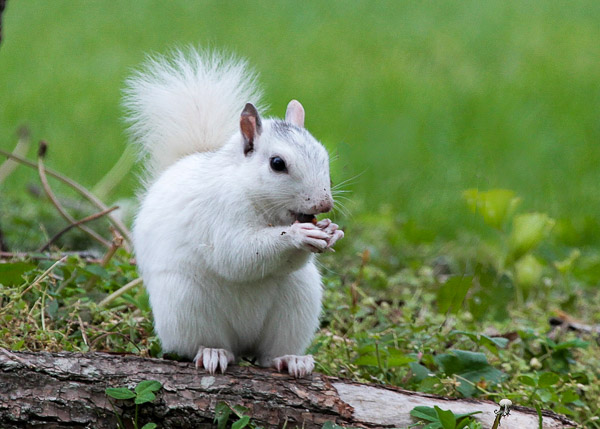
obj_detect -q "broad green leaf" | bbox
[386,348,415,367]
[135,380,162,394]
[105,387,136,400]
[141,424,157,429]
[231,415,250,429]
[463,189,520,229]
[537,372,560,388]
[434,406,456,429]
[409,362,432,382]
[518,375,537,387]
[410,406,439,422]
[84,264,109,278]
[214,402,232,429]
[354,354,380,367]
[450,330,508,356]
[134,379,161,404]
[435,350,506,397]
[437,276,473,314]
[135,391,156,404]
[508,213,554,260]
[560,389,580,404]
[0,261,35,286]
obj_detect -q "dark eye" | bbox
[270,156,287,173]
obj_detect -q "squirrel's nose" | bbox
[313,196,333,214]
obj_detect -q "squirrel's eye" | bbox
[270,156,287,173]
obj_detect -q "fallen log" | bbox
[0,350,576,428]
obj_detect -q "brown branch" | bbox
[36,141,112,249]
[0,351,576,428]
[0,147,133,251]
[37,206,119,252]
[0,0,6,46]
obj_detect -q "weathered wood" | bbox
[0,350,576,428]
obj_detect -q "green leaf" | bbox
[514,254,543,290]
[437,276,473,315]
[410,406,439,422]
[214,402,232,429]
[135,380,162,394]
[141,424,157,429]
[462,188,520,229]
[410,362,432,382]
[450,330,508,356]
[134,379,161,404]
[231,415,250,429]
[518,375,537,387]
[435,350,506,397]
[508,213,554,260]
[135,391,156,404]
[84,264,109,278]
[354,354,380,367]
[537,372,560,388]
[105,387,136,400]
[0,261,35,286]
[434,406,456,429]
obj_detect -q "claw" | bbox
[271,355,314,378]
[194,347,234,374]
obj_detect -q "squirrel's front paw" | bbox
[194,347,234,374]
[272,354,315,378]
[315,219,344,250]
[288,222,330,253]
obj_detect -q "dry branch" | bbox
[0,350,576,428]
[37,206,119,252]
[0,147,133,251]
[0,0,6,45]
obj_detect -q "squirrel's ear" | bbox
[285,100,305,128]
[240,103,262,155]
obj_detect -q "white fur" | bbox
[123,48,263,178]
[129,49,344,377]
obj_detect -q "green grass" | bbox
[2,1,600,242]
[2,2,600,427]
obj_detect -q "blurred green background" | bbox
[1,0,599,245]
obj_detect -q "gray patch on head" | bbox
[272,120,300,139]
[270,120,328,167]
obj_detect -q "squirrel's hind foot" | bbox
[272,354,315,378]
[194,347,234,374]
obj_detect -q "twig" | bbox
[0,126,31,185]
[19,256,67,297]
[38,206,119,252]
[77,314,89,348]
[0,147,133,250]
[37,141,112,249]
[101,228,124,267]
[98,277,143,308]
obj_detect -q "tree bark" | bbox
[0,349,576,428]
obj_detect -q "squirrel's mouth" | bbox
[291,211,317,224]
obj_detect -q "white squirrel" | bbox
[125,49,344,377]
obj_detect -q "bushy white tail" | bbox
[123,48,263,179]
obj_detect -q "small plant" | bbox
[105,379,162,429]
[214,402,264,429]
[409,405,482,428]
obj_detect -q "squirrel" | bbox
[124,49,344,377]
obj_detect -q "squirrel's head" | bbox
[239,100,334,225]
